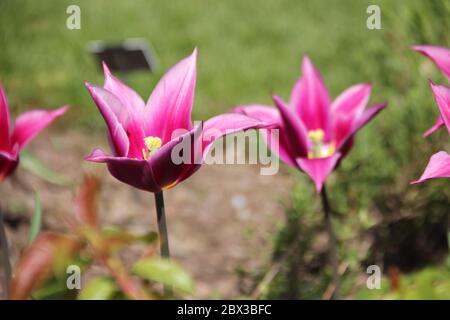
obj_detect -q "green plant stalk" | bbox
[154,192,170,259]
[320,185,340,300]
[154,191,171,295]
[0,208,12,299]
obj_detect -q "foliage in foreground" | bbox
[9,176,194,300]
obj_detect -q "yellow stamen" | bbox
[144,136,162,154]
[142,136,162,160]
[142,148,149,161]
[308,129,324,142]
[307,129,335,159]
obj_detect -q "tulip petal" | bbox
[331,84,372,147]
[290,56,331,136]
[85,148,160,192]
[424,116,444,137]
[429,82,450,135]
[88,81,147,158]
[273,95,309,158]
[103,63,146,115]
[11,106,68,150]
[149,124,203,190]
[145,49,197,143]
[337,102,387,150]
[85,83,131,157]
[233,105,297,166]
[296,153,341,192]
[233,105,280,124]
[0,149,19,181]
[412,45,450,82]
[411,151,450,184]
[0,85,11,151]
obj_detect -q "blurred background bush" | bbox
[0,0,449,299]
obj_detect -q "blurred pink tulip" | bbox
[235,56,387,192]
[0,85,68,182]
[412,45,450,136]
[412,82,450,183]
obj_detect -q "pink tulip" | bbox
[235,56,387,192]
[412,82,450,183]
[0,85,68,182]
[412,45,450,136]
[85,49,273,192]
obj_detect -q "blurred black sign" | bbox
[88,39,157,73]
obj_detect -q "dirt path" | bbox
[0,129,294,299]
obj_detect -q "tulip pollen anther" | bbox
[142,136,162,160]
[307,129,335,159]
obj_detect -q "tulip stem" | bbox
[154,192,170,259]
[320,185,340,300]
[154,191,171,295]
[0,208,11,299]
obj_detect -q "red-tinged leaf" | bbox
[98,255,151,300]
[9,232,80,300]
[75,175,100,228]
[388,266,401,292]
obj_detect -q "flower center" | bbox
[142,136,162,160]
[307,129,335,159]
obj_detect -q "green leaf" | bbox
[79,277,118,300]
[21,152,70,186]
[132,258,194,294]
[32,278,78,300]
[28,192,42,243]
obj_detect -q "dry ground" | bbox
[0,129,294,299]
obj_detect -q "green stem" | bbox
[320,185,340,300]
[0,209,11,299]
[154,191,171,296]
[154,192,170,259]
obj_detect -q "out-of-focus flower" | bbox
[235,56,387,191]
[85,49,273,192]
[412,45,450,136]
[0,85,68,181]
[412,82,450,183]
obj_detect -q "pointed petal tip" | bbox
[302,55,311,65]
[301,55,312,71]
[296,154,341,194]
[271,95,285,106]
[423,130,433,138]
[102,61,112,75]
[314,180,324,193]
[84,80,93,89]
[53,105,69,117]
[428,80,450,94]
[84,148,109,162]
[428,79,437,87]
[185,47,198,64]
[411,151,450,184]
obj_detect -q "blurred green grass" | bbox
[1,0,442,128]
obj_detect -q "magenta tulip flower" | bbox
[0,85,67,293]
[235,56,386,299]
[412,45,450,136]
[84,48,274,269]
[85,49,272,193]
[412,82,450,183]
[234,56,387,192]
[0,85,68,182]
